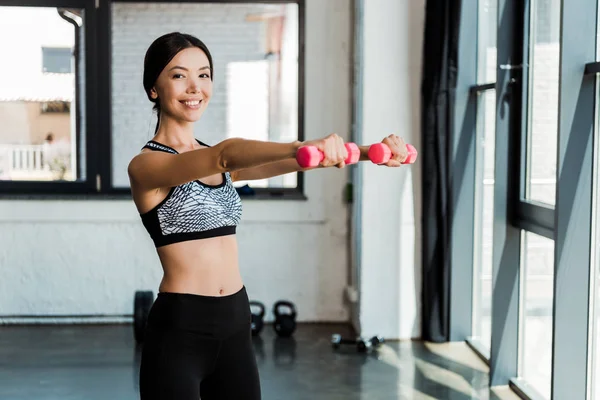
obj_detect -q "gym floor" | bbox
[0,323,520,400]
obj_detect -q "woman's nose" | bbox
[188,79,201,93]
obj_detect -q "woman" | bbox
[128,32,409,400]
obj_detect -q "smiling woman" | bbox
[143,34,214,134]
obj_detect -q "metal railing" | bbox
[0,144,49,172]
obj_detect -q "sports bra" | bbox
[138,139,243,248]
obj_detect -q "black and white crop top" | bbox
[139,139,243,248]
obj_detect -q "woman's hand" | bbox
[301,133,348,168]
[380,134,409,167]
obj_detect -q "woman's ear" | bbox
[150,88,158,99]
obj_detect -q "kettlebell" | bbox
[249,301,265,336]
[273,300,297,337]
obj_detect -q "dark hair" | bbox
[143,32,214,133]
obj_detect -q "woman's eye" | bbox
[200,73,210,79]
[173,74,184,79]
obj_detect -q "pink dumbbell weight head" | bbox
[367,143,418,165]
[296,143,360,168]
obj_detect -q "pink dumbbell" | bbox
[296,143,361,168]
[368,143,418,164]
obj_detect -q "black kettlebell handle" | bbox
[249,301,265,317]
[273,300,296,319]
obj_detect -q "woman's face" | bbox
[150,47,213,122]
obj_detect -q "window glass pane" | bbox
[111,2,299,189]
[0,6,85,182]
[472,89,495,353]
[525,0,560,205]
[519,231,554,399]
[477,0,497,83]
[42,47,72,74]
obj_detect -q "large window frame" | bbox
[465,0,498,362]
[449,0,600,400]
[512,1,596,399]
[0,0,100,197]
[466,84,496,363]
[0,0,306,200]
[512,0,556,240]
[453,0,599,399]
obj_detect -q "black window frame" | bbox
[0,0,100,198]
[0,0,307,201]
[101,0,306,200]
[512,0,556,241]
[481,1,597,399]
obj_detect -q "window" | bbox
[477,0,496,84]
[0,1,304,198]
[0,3,92,194]
[109,2,302,196]
[470,0,497,357]
[472,89,495,355]
[42,47,72,74]
[512,2,560,394]
[518,231,554,399]
[523,0,561,206]
[462,0,596,397]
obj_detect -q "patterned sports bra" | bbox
[138,139,243,248]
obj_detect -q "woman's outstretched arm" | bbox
[231,134,410,182]
[128,134,348,190]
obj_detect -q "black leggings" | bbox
[139,286,261,400]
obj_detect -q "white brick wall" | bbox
[110,2,295,188]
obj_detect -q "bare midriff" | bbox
[155,234,243,296]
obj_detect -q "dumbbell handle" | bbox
[368,143,418,165]
[296,143,359,168]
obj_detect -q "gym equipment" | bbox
[249,300,265,336]
[134,290,154,344]
[368,143,418,165]
[331,334,385,353]
[273,300,297,337]
[296,142,360,168]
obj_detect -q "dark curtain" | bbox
[421,0,462,343]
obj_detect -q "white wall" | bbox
[0,0,352,324]
[356,0,425,340]
[110,2,290,188]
